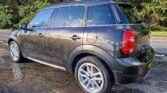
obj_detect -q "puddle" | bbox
[0,85,10,93]
[112,88,144,93]
[0,45,167,93]
[11,63,23,82]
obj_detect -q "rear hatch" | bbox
[117,3,155,62]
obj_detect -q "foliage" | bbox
[17,0,49,27]
[0,0,166,29]
[0,4,13,28]
[115,0,167,28]
[151,25,167,31]
[138,0,167,27]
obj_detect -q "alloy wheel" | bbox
[10,42,19,61]
[78,63,104,93]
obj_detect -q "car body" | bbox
[8,0,155,93]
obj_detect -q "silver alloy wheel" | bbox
[78,63,104,93]
[10,42,19,61]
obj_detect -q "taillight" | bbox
[122,29,135,55]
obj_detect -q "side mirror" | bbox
[20,23,28,30]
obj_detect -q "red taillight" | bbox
[122,29,135,55]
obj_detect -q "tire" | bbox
[75,56,113,93]
[9,41,24,62]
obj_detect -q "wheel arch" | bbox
[8,36,20,45]
[8,38,15,45]
[67,45,117,82]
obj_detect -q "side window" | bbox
[87,4,115,26]
[53,6,85,27]
[29,9,54,28]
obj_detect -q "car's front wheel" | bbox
[9,41,24,62]
[75,56,113,93]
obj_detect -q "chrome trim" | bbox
[86,24,140,27]
[27,57,66,71]
[47,24,137,28]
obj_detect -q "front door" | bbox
[45,6,86,67]
[21,9,54,61]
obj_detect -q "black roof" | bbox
[44,0,115,9]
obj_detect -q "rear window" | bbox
[87,4,115,26]
[119,4,141,24]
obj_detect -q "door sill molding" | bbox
[27,57,66,71]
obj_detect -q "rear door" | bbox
[84,4,120,56]
[45,6,86,67]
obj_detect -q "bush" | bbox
[0,4,13,29]
[151,25,167,31]
[0,0,166,29]
[17,0,49,27]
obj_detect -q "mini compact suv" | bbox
[8,1,155,93]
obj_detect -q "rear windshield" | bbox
[118,4,141,24]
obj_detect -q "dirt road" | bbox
[0,43,167,93]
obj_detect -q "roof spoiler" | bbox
[116,2,135,8]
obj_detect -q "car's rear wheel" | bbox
[75,56,113,93]
[9,41,23,62]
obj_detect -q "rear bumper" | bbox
[113,71,145,84]
[113,57,153,84]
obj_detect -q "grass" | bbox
[151,31,167,37]
[150,26,167,37]
[0,29,12,33]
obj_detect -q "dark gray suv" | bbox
[8,1,155,93]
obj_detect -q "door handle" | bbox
[71,35,81,41]
[39,33,43,37]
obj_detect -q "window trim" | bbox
[110,4,122,24]
[50,5,87,28]
[86,24,137,27]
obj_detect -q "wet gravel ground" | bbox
[0,43,167,93]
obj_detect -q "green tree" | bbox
[0,4,13,28]
[17,0,49,27]
[0,0,166,29]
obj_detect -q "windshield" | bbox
[119,4,141,24]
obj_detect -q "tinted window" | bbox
[29,9,54,28]
[87,4,115,26]
[53,6,85,27]
[119,5,141,24]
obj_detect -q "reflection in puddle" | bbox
[11,63,23,82]
[0,59,5,64]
